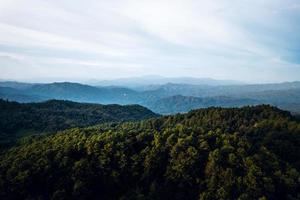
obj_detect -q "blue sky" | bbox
[0,0,300,83]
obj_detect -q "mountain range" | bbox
[88,75,243,87]
[1,80,300,114]
[1,80,300,199]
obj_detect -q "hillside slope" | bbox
[25,82,139,104]
[147,95,260,114]
[0,99,158,149]
[0,105,299,199]
[0,86,44,103]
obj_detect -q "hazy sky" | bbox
[0,0,300,83]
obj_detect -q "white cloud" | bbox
[0,0,299,82]
[119,0,236,45]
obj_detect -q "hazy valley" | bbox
[1,79,300,115]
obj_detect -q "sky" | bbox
[0,0,300,83]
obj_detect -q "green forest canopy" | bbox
[0,99,158,149]
[0,105,299,199]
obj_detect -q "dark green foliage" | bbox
[0,105,299,199]
[0,99,159,149]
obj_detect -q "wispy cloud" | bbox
[0,0,299,82]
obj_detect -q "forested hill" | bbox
[0,99,159,149]
[1,105,299,199]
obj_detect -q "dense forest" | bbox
[0,99,158,149]
[0,105,299,199]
